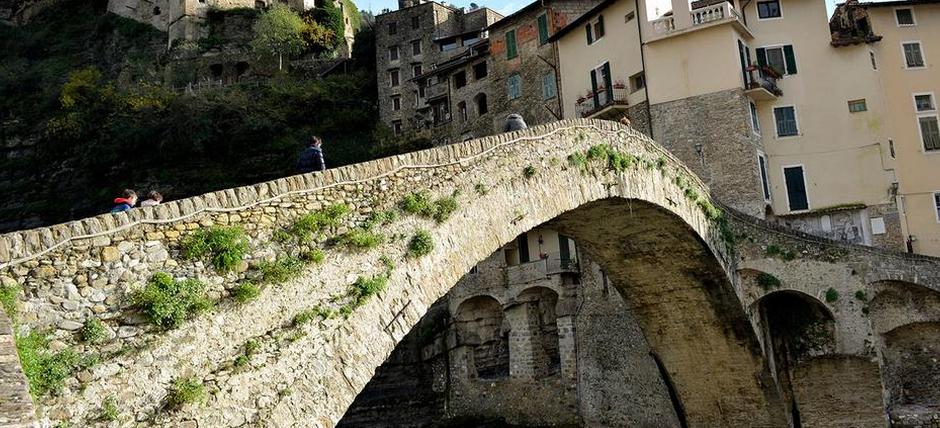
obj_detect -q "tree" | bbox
[251,4,307,71]
[310,1,346,51]
[301,16,336,56]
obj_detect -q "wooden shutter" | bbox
[783,45,797,74]
[558,235,571,263]
[590,68,599,107]
[602,62,613,101]
[597,15,605,38]
[506,30,517,59]
[585,24,593,44]
[784,167,808,211]
[538,14,549,44]
[755,47,767,67]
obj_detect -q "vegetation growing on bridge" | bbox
[400,191,459,223]
[167,376,206,410]
[286,203,351,243]
[258,256,305,284]
[765,244,797,261]
[0,280,21,320]
[232,282,261,303]
[100,396,119,422]
[757,272,782,290]
[337,228,386,251]
[407,230,434,258]
[80,318,106,343]
[523,165,537,179]
[180,226,250,272]
[134,273,212,330]
[825,287,839,303]
[16,330,95,398]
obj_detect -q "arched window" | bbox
[475,93,488,115]
[455,296,509,379]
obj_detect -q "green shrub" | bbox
[258,256,305,283]
[400,191,434,216]
[825,287,839,303]
[567,152,587,170]
[302,248,325,264]
[167,376,205,409]
[231,282,260,303]
[364,210,398,229]
[474,183,488,195]
[523,165,537,179]
[337,228,385,251]
[233,354,250,368]
[607,150,635,172]
[348,275,388,308]
[854,290,868,302]
[180,226,249,272]
[15,330,85,398]
[293,305,335,326]
[407,230,434,258]
[272,229,292,243]
[134,272,212,330]
[289,204,350,242]
[765,244,796,261]
[697,199,722,221]
[684,187,699,201]
[756,272,781,290]
[399,192,458,223]
[586,144,611,161]
[101,396,119,421]
[80,318,106,343]
[0,281,22,320]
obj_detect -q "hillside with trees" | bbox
[0,0,419,232]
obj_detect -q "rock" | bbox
[1,275,19,288]
[118,241,135,253]
[117,326,140,338]
[147,248,169,263]
[65,282,81,300]
[33,266,56,279]
[57,319,83,331]
[89,290,106,303]
[101,246,120,262]
[61,300,80,311]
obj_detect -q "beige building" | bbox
[553,0,940,255]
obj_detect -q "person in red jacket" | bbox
[111,189,138,213]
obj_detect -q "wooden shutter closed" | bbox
[783,45,797,74]
[784,167,808,211]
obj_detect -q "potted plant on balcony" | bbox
[613,80,626,89]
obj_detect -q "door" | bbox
[783,166,808,211]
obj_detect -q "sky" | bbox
[360,0,878,20]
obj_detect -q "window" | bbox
[542,74,557,100]
[870,51,877,70]
[507,74,522,100]
[895,8,915,26]
[462,34,480,46]
[412,15,420,29]
[757,45,797,75]
[388,21,397,35]
[630,72,645,92]
[774,106,798,137]
[389,45,399,61]
[476,93,488,114]
[473,62,488,79]
[757,0,781,19]
[506,30,518,59]
[413,64,422,77]
[412,40,422,55]
[441,38,458,52]
[585,15,604,44]
[848,99,867,113]
[783,165,809,211]
[903,42,925,68]
[537,14,549,45]
[389,69,400,87]
[750,101,761,135]
[393,120,402,135]
[458,101,468,121]
[591,62,612,106]
[915,94,935,112]
[758,153,771,201]
[392,95,401,111]
[916,94,939,151]
[454,71,467,89]
[935,192,940,222]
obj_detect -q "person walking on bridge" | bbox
[111,189,138,213]
[297,136,326,174]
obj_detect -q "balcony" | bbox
[650,2,750,39]
[575,87,630,119]
[744,65,783,101]
[506,254,579,286]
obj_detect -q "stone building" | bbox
[339,227,683,427]
[374,0,502,143]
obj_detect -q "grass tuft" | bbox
[80,318,106,343]
[288,203,350,242]
[231,282,260,303]
[336,228,385,251]
[167,376,205,410]
[258,256,305,284]
[825,287,839,303]
[0,280,21,320]
[407,230,434,258]
[134,273,212,330]
[523,165,537,179]
[180,226,249,272]
[15,330,91,398]
[756,272,781,290]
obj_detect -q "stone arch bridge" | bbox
[0,119,939,427]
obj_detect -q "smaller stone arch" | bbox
[514,286,561,378]
[454,295,509,380]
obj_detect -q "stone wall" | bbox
[0,311,34,428]
[650,88,766,217]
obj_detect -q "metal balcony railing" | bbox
[746,65,783,97]
[575,87,629,118]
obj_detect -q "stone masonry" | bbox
[0,119,939,426]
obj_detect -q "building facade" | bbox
[374,1,502,144]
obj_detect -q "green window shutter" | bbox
[590,69,599,106]
[538,14,549,45]
[506,30,517,59]
[756,48,767,67]
[597,15,605,38]
[783,45,797,74]
[585,24,593,44]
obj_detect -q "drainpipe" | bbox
[634,0,655,138]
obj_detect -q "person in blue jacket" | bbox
[111,189,138,213]
[297,136,326,173]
